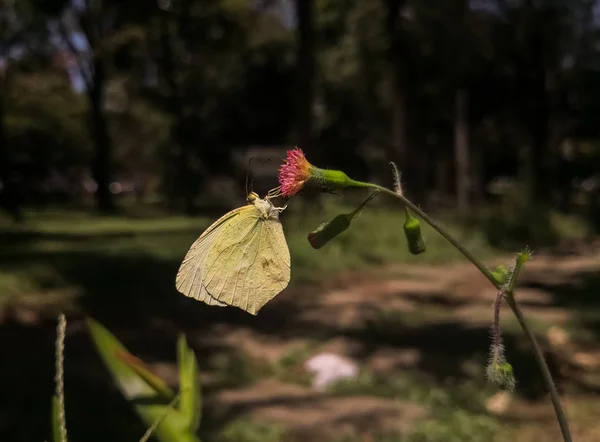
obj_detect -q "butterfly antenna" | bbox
[249,157,272,195]
[246,156,256,196]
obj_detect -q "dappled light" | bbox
[1,1,600,442]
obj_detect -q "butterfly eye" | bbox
[248,192,259,202]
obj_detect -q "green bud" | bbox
[497,361,514,376]
[491,265,510,286]
[307,214,352,249]
[403,208,426,255]
[517,248,533,265]
[308,191,380,249]
[309,166,373,193]
[486,358,516,391]
[311,167,354,191]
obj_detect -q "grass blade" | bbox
[177,334,202,433]
[51,395,64,442]
[87,317,201,442]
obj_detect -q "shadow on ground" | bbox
[1,229,600,441]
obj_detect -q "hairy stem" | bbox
[347,179,573,442]
[505,294,572,442]
[55,314,68,442]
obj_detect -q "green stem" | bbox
[505,294,572,442]
[355,181,499,288]
[346,178,572,442]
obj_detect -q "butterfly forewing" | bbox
[175,206,249,306]
[202,201,291,315]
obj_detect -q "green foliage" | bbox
[272,344,314,386]
[87,318,202,442]
[482,202,559,250]
[329,369,501,442]
[178,334,202,433]
[217,419,287,442]
[406,407,501,442]
[208,351,271,388]
[0,205,501,308]
[5,71,91,187]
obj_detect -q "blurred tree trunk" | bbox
[517,0,566,207]
[158,12,202,215]
[471,143,484,206]
[454,88,470,216]
[293,0,315,154]
[0,64,22,221]
[527,34,552,206]
[385,0,409,171]
[434,154,450,207]
[64,0,115,213]
[87,57,114,213]
[293,0,323,209]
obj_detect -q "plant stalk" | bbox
[505,294,572,442]
[347,179,573,442]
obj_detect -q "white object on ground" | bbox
[304,352,359,391]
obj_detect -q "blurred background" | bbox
[1,0,600,441]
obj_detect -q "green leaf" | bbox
[87,317,201,442]
[118,349,175,401]
[51,395,65,442]
[177,333,202,433]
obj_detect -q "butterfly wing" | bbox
[175,206,250,307]
[202,207,291,315]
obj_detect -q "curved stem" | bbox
[357,181,499,289]
[346,179,572,442]
[505,294,572,442]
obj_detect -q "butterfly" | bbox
[176,191,290,315]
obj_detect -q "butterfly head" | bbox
[247,191,259,203]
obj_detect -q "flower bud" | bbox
[307,192,380,249]
[308,214,352,249]
[403,208,426,255]
[491,265,510,286]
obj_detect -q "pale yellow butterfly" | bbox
[175,191,291,315]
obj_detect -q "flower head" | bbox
[274,147,363,198]
[277,147,313,197]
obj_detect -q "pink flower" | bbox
[273,147,358,199]
[278,147,313,197]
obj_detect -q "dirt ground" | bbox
[151,240,600,440]
[3,240,600,441]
